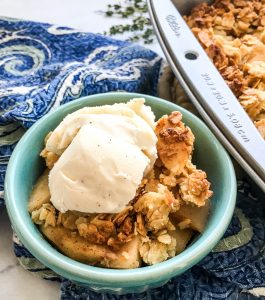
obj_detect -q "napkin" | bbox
[1,17,265,300]
[0,17,164,205]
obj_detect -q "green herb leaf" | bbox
[102,0,155,45]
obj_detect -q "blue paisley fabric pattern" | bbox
[0,17,163,203]
[1,18,265,299]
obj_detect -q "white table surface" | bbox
[0,1,162,299]
[0,0,163,57]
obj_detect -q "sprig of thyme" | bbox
[103,0,155,44]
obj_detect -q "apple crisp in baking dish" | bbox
[184,0,265,139]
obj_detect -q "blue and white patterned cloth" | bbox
[1,18,265,300]
[0,17,163,202]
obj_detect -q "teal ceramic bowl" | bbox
[5,92,236,294]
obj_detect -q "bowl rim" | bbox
[5,92,237,285]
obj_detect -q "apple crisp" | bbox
[184,0,265,138]
[29,111,213,268]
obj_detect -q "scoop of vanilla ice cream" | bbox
[46,98,157,213]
